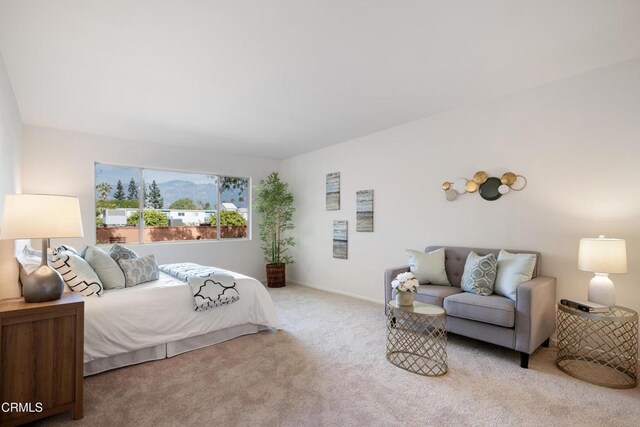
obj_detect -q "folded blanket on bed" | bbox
[159,263,240,311]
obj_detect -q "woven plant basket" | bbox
[266,263,286,288]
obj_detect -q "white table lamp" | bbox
[0,194,83,302]
[578,235,627,307]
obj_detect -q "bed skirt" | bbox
[84,323,271,376]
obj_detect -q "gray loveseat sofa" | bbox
[384,246,556,368]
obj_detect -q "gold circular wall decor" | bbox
[510,175,527,191]
[442,181,451,191]
[473,171,488,184]
[501,172,517,186]
[465,180,479,193]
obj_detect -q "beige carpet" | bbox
[37,285,639,427]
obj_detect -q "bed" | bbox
[82,269,278,376]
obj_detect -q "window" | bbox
[95,164,249,244]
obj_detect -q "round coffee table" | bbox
[386,301,447,376]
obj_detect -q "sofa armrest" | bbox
[384,265,410,307]
[515,276,557,354]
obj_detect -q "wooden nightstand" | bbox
[0,293,84,426]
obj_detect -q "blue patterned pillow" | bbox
[109,243,139,263]
[118,255,159,287]
[461,251,497,296]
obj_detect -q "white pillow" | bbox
[494,250,537,300]
[405,248,450,286]
[22,244,52,261]
[84,246,126,290]
[17,252,43,274]
[51,251,103,297]
[53,244,81,256]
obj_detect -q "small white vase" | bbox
[396,291,414,307]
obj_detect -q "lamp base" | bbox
[22,265,64,303]
[588,273,615,307]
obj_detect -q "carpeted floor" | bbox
[36,284,639,427]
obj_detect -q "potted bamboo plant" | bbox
[255,171,295,287]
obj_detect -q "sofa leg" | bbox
[520,352,529,369]
[541,338,550,348]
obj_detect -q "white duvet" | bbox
[82,271,278,363]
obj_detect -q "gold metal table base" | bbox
[556,304,638,389]
[386,301,447,377]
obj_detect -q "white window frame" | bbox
[94,162,251,245]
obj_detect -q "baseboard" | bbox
[288,279,384,305]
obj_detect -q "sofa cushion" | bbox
[405,248,450,285]
[415,285,462,307]
[461,251,497,296]
[424,246,541,287]
[444,292,515,328]
[494,250,537,301]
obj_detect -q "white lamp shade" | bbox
[0,194,84,239]
[578,236,627,274]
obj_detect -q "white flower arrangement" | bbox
[391,272,420,293]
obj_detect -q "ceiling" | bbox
[1,1,640,159]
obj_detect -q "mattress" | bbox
[83,270,278,364]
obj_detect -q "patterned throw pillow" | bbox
[118,255,160,287]
[109,243,139,263]
[461,251,497,296]
[51,251,104,297]
[52,244,81,256]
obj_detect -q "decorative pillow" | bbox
[494,250,537,300]
[17,252,44,274]
[51,251,103,297]
[52,244,80,256]
[461,252,497,296]
[16,252,42,287]
[84,246,126,290]
[405,248,450,285]
[118,255,159,287]
[109,243,139,263]
[22,245,52,261]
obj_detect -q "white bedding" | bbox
[83,270,278,363]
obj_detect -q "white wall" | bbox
[0,52,22,299]
[20,126,279,294]
[280,58,640,319]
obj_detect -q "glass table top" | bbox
[388,301,445,316]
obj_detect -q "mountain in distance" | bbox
[157,180,248,208]
[156,180,216,207]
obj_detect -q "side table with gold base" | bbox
[556,303,638,389]
[386,301,448,377]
